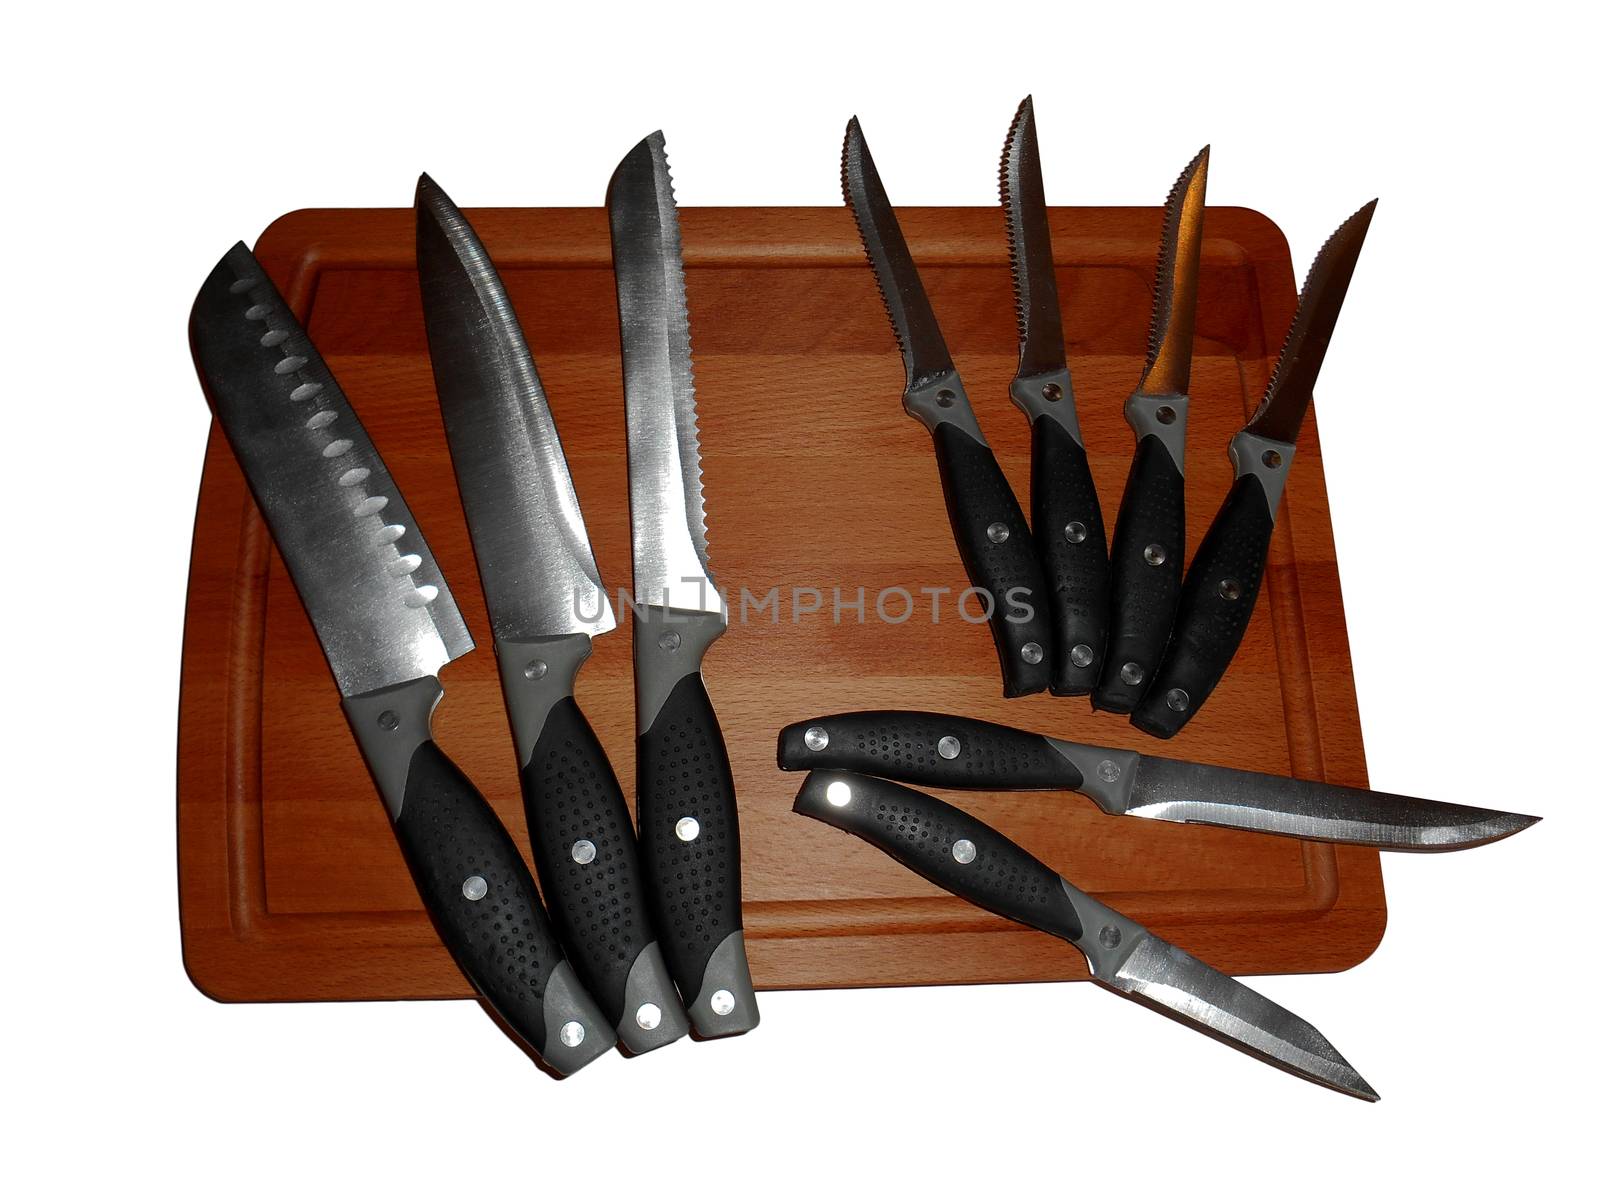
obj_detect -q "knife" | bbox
[1001,97,1111,695]
[415,176,690,1054]
[793,770,1377,1099]
[778,711,1538,850]
[1092,148,1209,713]
[1133,201,1378,737]
[843,116,1055,697]
[190,243,615,1075]
[607,132,759,1038]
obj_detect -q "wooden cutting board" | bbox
[177,205,1384,1002]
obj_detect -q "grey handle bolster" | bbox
[1010,367,1083,445]
[685,929,760,1037]
[633,604,726,734]
[343,676,445,820]
[1125,391,1190,468]
[1059,877,1149,982]
[1228,429,1296,518]
[903,369,988,444]
[495,632,594,766]
[1044,737,1143,817]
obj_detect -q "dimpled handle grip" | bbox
[1134,474,1274,738]
[793,772,1083,942]
[1095,434,1185,712]
[1032,419,1111,694]
[777,710,1083,792]
[931,422,1053,697]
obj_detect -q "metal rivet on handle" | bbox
[710,990,736,1016]
[1261,449,1282,469]
[1097,760,1121,783]
[1144,543,1167,566]
[1099,924,1122,949]
[571,839,596,866]
[986,522,1010,544]
[1064,521,1086,544]
[675,816,700,842]
[1166,689,1190,713]
[937,736,961,760]
[951,839,977,864]
[559,1021,585,1048]
[635,1003,661,1031]
[825,781,852,807]
[1070,644,1094,668]
[1021,642,1044,665]
[523,659,547,680]
[1219,578,1242,600]
[658,631,681,652]
[804,726,829,751]
[1119,662,1145,686]
[1156,405,1177,425]
[935,389,955,408]
[377,710,399,731]
[1042,382,1064,402]
[461,875,488,902]
[229,277,257,295]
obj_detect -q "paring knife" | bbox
[844,116,1055,697]
[607,132,759,1037]
[1093,148,1209,714]
[1133,201,1378,738]
[415,176,689,1053]
[190,243,615,1075]
[777,711,1539,850]
[1001,97,1111,695]
[793,770,1377,1100]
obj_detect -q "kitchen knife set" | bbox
[844,99,1372,734]
[188,105,1539,1098]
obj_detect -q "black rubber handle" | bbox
[793,771,1083,942]
[931,422,1053,697]
[391,739,613,1074]
[1095,434,1185,712]
[1133,474,1274,738]
[1032,419,1110,694]
[777,710,1083,792]
[520,697,684,1047]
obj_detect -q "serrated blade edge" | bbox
[1001,95,1068,378]
[1140,147,1210,396]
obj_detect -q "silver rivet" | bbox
[461,875,488,901]
[1070,643,1094,668]
[1166,688,1190,713]
[559,1020,585,1048]
[1119,662,1145,686]
[571,839,596,866]
[229,277,257,295]
[1156,405,1177,425]
[1097,760,1121,783]
[804,726,830,751]
[1042,382,1064,402]
[244,303,271,320]
[1219,578,1242,601]
[658,631,682,652]
[1144,543,1167,566]
[935,389,955,408]
[1099,924,1122,949]
[675,816,700,842]
[635,1003,662,1031]
[937,735,961,760]
[986,522,1010,544]
[1063,521,1087,544]
[1261,449,1283,469]
[377,709,399,731]
[951,839,977,864]
[523,659,547,680]
[825,781,852,807]
[710,989,736,1016]
[1021,642,1044,665]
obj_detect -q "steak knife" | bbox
[843,116,1055,697]
[1092,148,1209,713]
[415,176,689,1054]
[190,243,615,1075]
[1133,201,1378,737]
[607,132,759,1037]
[1001,97,1111,695]
[778,711,1539,850]
[794,771,1377,1100]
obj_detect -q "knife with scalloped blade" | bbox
[1093,148,1209,714]
[844,115,1054,696]
[607,132,758,1038]
[190,243,614,1075]
[1134,201,1378,737]
[1002,97,1111,695]
[415,175,688,1053]
[794,771,1378,1100]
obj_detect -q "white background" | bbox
[6,3,1596,1195]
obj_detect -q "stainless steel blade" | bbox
[190,243,473,697]
[1138,147,1209,397]
[841,116,955,390]
[1246,199,1377,444]
[415,174,615,642]
[1001,96,1067,379]
[607,132,721,616]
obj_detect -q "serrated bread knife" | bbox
[606,132,759,1037]
[415,176,689,1054]
[778,711,1538,850]
[189,243,615,1076]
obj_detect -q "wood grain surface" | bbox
[177,204,1385,1002]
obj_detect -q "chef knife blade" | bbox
[608,131,759,1038]
[1133,201,1378,737]
[843,115,1055,697]
[777,711,1538,850]
[190,243,615,1075]
[1093,148,1209,714]
[415,175,689,1053]
[1002,96,1111,695]
[794,771,1377,1100]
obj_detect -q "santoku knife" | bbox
[778,711,1538,850]
[794,770,1377,1100]
[1001,97,1111,695]
[415,175,690,1053]
[190,243,614,1075]
[1093,148,1209,713]
[844,116,1055,696]
[1133,201,1378,737]
[607,132,759,1037]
